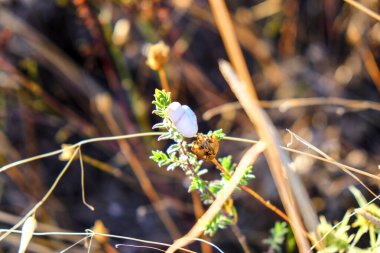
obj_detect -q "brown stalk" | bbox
[358,45,380,93]
[230,225,252,253]
[208,1,317,251]
[166,142,267,253]
[219,59,314,252]
[191,192,212,253]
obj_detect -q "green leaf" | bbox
[188,177,207,193]
[208,129,225,141]
[158,132,172,141]
[204,211,235,236]
[152,89,171,109]
[349,186,368,208]
[218,155,234,172]
[167,144,180,154]
[150,150,170,167]
[152,122,166,129]
[263,222,289,253]
[167,162,179,171]
[208,181,224,194]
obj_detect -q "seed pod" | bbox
[167,102,198,138]
[191,133,219,161]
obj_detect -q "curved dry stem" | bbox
[78,148,95,211]
[0,132,162,173]
[0,147,80,241]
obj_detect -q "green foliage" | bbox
[311,186,380,252]
[263,222,289,252]
[218,155,255,185]
[149,89,255,236]
[207,129,225,141]
[205,209,236,236]
[152,88,171,116]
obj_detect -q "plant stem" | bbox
[158,68,170,92]
[211,158,290,222]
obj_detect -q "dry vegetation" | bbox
[0,0,379,252]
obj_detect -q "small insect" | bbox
[191,133,219,162]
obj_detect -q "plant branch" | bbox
[166,142,266,253]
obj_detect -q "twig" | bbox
[231,225,251,253]
[344,0,380,22]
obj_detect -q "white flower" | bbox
[167,102,198,138]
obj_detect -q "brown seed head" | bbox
[146,41,170,71]
[191,133,219,162]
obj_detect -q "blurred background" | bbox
[0,0,379,252]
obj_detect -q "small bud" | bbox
[112,19,130,46]
[94,93,113,115]
[145,41,170,71]
[59,144,76,161]
[92,220,109,245]
[167,102,198,138]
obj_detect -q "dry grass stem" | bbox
[0,132,162,173]
[209,2,316,249]
[344,0,380,22]
[203,97,380,120]
[78,149,95,211]
[286,130,378,198]
[166,142,266,253]
[1,229,197,253]
[211,4,314,246]
[358,45,380,93]
[223,136,380,181]
[0,147,80,241]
